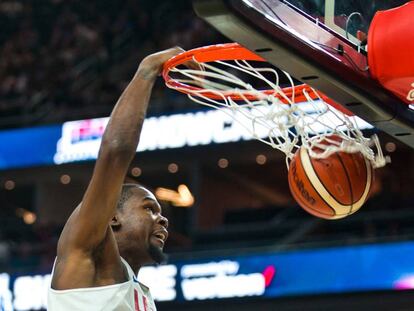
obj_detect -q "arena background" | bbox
[0,0,414,310]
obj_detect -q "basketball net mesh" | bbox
[165,59,388,169]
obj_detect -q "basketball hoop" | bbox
[162,43,388,169]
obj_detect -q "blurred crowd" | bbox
[0,0,221,128]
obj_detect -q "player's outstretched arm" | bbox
[57,47,184,255]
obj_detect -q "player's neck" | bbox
[121,251,152,275]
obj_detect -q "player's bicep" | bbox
[56,204,107,256]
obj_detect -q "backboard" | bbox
[193,0,414,148]
[286,0,408,46]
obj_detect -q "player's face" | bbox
[120,187,168,264]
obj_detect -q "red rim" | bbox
[162,43,353,115]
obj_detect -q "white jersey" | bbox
[48,258,156,311]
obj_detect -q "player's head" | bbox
[111,184,168,265]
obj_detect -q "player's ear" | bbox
[110,215,122,230]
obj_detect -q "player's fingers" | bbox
[165,46,203,71]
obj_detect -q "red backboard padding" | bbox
[368,1,414,104]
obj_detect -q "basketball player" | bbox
[48,47,186,311]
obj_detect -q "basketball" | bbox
[288,140,374,220]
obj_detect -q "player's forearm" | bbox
[99,64,158,162]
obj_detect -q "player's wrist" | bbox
[136,47,185,81]
[134,63,160,81]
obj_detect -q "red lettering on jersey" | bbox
[143,295,148,311]
[134,289,140,311]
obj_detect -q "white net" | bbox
[165,58,388,169]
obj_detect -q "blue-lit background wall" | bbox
[173,241,414,300]
[0,106,373,171]
[0,125,61,170]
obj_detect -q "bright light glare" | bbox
[155,184,194,207]
[23,211,36,225]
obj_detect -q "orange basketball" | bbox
[288,141,374,220]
